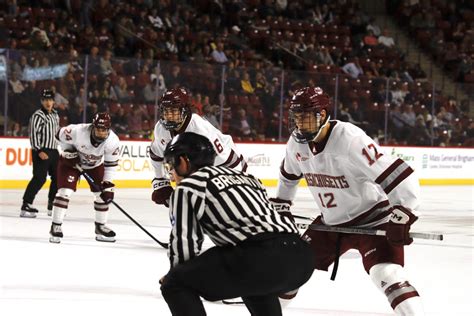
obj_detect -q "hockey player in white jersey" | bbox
[49,112,120,243]
[272,87,424,315]
[149,87,247,207]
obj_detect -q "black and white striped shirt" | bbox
[168,166,299,267]
[29,108,60,151]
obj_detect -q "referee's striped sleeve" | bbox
[29,112,43,150]
[169,187,205,268]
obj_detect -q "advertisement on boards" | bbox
[0,138,472,188]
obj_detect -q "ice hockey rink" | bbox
[1,185,473,316]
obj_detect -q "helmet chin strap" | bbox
[312,114,330,142]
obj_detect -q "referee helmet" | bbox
[164,132,216,175]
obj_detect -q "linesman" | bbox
[20,89,60,218]
[159,132,314,316]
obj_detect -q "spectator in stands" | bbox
[348,100,366,126]
[8,122,23,137]
[401,104,416,129]
[127,105,147,138]
[88,46,101,75]
[241,71,255,94]
[319,4,333,24]
[191,93,204,115]
[9,72,25,94]
[148,8,164,29]
[211,42,228,64]
[202,104,220,129]
[113,77,132,103]
[407,116,432,146]
[311,5,325,24]
[100,50,115,77]
[112,107,128,135]
[378,29,395,48]
[254,71,268,94]
[51,86,69,109]
[114,16,136,47]
[364,61,381,78]
[342,57,364,79]
[30,21,51,49]
[143,77,158,104]
[317,46,334,65]
[390,104,408,142]
[363,30,378,47]
[230,108,256,138]
[391,82,408,106]
[165,33,178,55]
[436,106,454,128]
[366,17,381,37]
[166,65,182,89]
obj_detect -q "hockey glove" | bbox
[100,181,115,204]
[269,198,294,222]
[61,150,80,169]
[386,205,418,246]
[151,178,173,207]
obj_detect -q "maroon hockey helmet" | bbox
[91,112,111,143]
[289,87,331,143]
[159,87,191,130]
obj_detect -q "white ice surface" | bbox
[1,186,473,316]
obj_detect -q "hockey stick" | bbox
[76,165,169,249]
[295,223,443,241]
[222,299,244,305]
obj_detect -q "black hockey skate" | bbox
[20,203,39,218]
[47,200,53,216]
[95,222,116,242]
[49,223,63,243]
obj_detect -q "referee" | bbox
[160,132,314,316]
[20,89,60,218]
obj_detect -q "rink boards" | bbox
[0,137,473,188]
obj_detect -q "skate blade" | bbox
[95,235,116,243]
[20,211,37,218]
[49,236,61,243]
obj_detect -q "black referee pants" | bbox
[23,149,59,205]
[160,233,314,316]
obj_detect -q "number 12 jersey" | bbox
[277,121,420,227]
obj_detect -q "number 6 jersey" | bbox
[277,121,420,227]
[150,113,247,179]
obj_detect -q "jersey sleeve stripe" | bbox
[219,149,235,166]
[149,149,163,162]
[227,154,243,169]
[280,159,302,181]
[375,159,404,184]
[104,160,119,167]
[383,166,414,194]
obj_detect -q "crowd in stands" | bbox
[0,0,472,147]
[391,0,474,86]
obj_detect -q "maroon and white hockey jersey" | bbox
[150,114,246,179]
[277,121,420,227]
[56,123,120,182]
